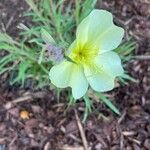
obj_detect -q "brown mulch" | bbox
[0,0,150,150]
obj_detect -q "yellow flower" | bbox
[49,9,124,99]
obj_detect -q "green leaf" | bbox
[115,39,136,56]
[29,38,43,46]
[38,47,45,64]
[25,0,41,18]
[0,32,19,45]
[0,67,14,75]
[80,0,97,21]
[97,93,121,115]
[11,61,30,86]
[41,28,55,44]
[83,95,93,122]
[0,54,13,64]
[120,73,137,82]
[0,55,17,73]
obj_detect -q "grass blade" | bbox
[97,93,121,115]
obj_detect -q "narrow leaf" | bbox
[97,93,121,115]
[41,28,55,44]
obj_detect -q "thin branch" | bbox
[11,95,33,104]
[74,109,89,150]
[134,55,150,60]
[4,91,47,110]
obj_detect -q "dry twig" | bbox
[4,91,47,110]
[74,109,89,150]
[118,110,127,124]
[11,95,32,104]
[134,55,150,60]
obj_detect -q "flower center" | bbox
[71,46,98,65]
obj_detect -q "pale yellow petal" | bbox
[49,61,88,99]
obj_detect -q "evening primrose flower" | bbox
[49,9,124,99]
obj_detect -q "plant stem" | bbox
[75,0,81,25]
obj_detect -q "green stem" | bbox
[39,64,49,74]
[75,0,81,25]
[82,94,92,122]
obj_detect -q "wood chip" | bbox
[61,145,84,150]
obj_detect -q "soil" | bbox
[0,0,150,150]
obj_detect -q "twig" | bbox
[6,16,14,30]
[4,91,47,110]
[4,96,32,110]
[122,131,136,136]
[9,134,18,146]
[134,55,150,60]
[44,142,50,150]
[1,22,6,32]
[68,134,82,143]
[128,137,141,145]
[11,95,32,104]
[118,110,127,124]
[117,125,124,150]
[74,109,89,150]
[120,132,124,150]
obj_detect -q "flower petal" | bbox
[95,25,124,53]
[94,51,124,77]
[49,61,88,99]
[69,65,88,99]
[76,9,124,52]
[76,16,90,48]
[84,51,123,92]
[84,66,115,92]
